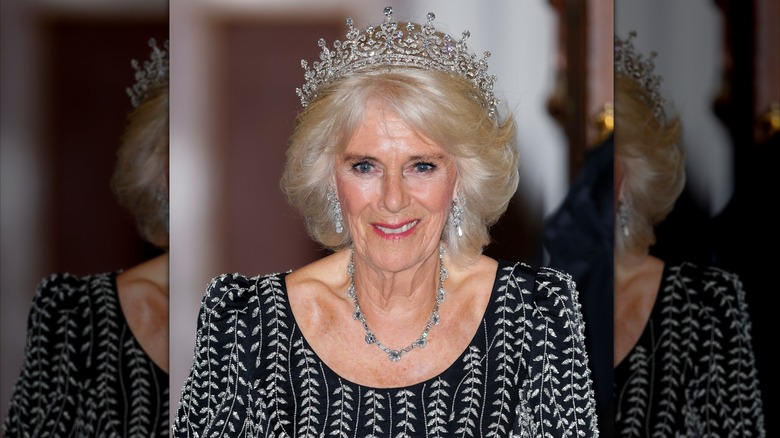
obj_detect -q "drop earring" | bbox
[618,199,630,237]
[327,188,344,234]
[451,196,464,238]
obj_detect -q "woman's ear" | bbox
[451,179,460,200]
[328,173,339,196]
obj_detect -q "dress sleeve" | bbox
[173,273,263,438]
[514,266,600,437]
[3,274,86,437]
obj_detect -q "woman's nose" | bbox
[379,172,409,212]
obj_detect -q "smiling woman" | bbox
[173,7,599,437]
[335,100,458,276]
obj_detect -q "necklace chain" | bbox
[347,245,447,362]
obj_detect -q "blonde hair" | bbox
[615,74,685,257]
[111,83,169,249]
[281,67,519,267]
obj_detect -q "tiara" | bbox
[615,31,666,119]
[296,6,499,117]
[127,38,169,108]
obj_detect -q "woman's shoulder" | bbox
[663,261,752,319]
[37,270,114,288]
[201,270,291,312]
[494,260,581,309]
[207,270,283,288]
[667,260,730,276]
[21,272,121,354]
[495,260,577,291]
[200,252,345,315]
[32,271,118,306]
[193,271,294,352]
[494,261,590,364]
[665,261,744,297]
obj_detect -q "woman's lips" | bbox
[372,219,420,238]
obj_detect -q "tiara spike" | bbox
[295,6,498,117]
[615,31,666,119]
[126,38,169,108]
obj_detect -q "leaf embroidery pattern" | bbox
[173,261,599,437]
[363,389,387,438]
[424,378,451,437]
[614,262,766,437]
[329,380,356,437]
[3,272,169,437]
[293,337,323,437]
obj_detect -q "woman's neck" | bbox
[352,250,442,308]
[614,251,664,366]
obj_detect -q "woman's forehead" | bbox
[343,110,445,156]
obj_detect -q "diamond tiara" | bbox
[127,38,169,108]
[614,31,666,119]
[296,6,499,117]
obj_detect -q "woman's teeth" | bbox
[376,220,418,234]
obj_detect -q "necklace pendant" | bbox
[348,244,447,363]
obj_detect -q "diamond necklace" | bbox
[347,245,447,362]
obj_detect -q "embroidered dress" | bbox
[614,262,765,437]
[3,272,170,437]
[174,260,599,437]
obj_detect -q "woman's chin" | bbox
[356,239,441,273]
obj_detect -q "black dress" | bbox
[543,136,614,438]
[174,260,599,437]
[614,262,765,437]
[3,272,169,437]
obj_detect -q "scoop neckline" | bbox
[109,271,169,376]
[277,259,509,391]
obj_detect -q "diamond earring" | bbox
[618,199,630,237]
[451,196,464,238]
[327,188,344,234]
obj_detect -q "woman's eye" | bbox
[413,162,436,173]
[352,161,374,174]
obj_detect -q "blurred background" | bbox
[617,0,778,434]
[0,0,167,423]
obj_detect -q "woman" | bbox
[613,32,765,436]
[174,8,598,437]
[3,38,170,436]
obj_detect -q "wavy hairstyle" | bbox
[281,66,519,267]
[615,73,685,257]
[111,82,169,249]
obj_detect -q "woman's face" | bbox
[335,100,458,273]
